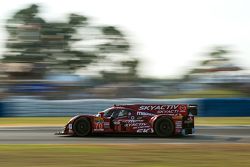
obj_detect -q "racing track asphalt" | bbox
[0,126,249,144]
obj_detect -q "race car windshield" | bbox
[103,108,114,117]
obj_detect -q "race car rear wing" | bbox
[188,105,198,115]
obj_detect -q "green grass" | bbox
[161,89,247,99]
[0,144,249,167]
[196,117,250,126]
[0,117,249,126]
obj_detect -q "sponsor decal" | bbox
[132,125,151,130]
[68,124,72,130]
[137,112,155,116]
[104,122,110,128]
[93,128,104,131]
[157,110,179,114]
[175,121,182,128]
[124,120,144,123]
[94,117,104,123]
[94,117,104,130]
[95,123,104,129]
[179,105,187,114]
[139,105,179,111]
[124,123,147,127]
[104,122,110,126]
[136,128,153,133]
[179,105,187,111]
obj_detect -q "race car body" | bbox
[56,104,198,137]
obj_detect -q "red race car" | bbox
[56,104,198,137]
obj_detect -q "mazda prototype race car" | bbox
[56,104,198,137]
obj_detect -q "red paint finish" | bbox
[58,104,197,137]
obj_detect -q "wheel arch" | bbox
[150,115,174,128]
[151,115,176,137]
[71,116,93,136]
[71,115,93,125]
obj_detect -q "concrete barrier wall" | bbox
[0,102,4,117]
[0,98,249,117]
[198,98,250,117]
[1,98,196,117]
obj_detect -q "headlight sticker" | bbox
[68,124,72,130]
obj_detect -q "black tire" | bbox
[73,117,91,137]
[154,117,174,137]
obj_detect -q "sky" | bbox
[1,0,250,78]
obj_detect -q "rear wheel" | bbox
[73,118,91,137]
[154,117,174,137]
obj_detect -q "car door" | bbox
[112,109,135,132]
[100,109,123,133]
[101,109,117,132]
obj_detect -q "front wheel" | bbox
[73,118,91,137]
[154,117,174,137]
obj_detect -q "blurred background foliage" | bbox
[2,4,136,78]
[0,4,249,99]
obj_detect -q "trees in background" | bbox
[2,4,139,82]
[187,46,240,76]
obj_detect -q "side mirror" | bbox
[99,112,104,118]
[188,105,198,116]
